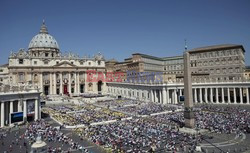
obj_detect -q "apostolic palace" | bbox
[0,21,250,127]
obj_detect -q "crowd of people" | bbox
[76,118,201,152]
[24,119,90,152]
[116,102,177,115]
[151,105,250,134]
[39,98,250,152]
[43,104,128,126]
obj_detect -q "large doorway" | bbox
[80,84,84,93]
[64,85,68,94]
[44,86,49,95]
[98,81,102,94]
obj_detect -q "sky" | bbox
[0,0,250,65]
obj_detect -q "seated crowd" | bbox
[76,118,200,152]
[43,104,128,126]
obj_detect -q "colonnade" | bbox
[0,94,41,127]
[107,83,250,105]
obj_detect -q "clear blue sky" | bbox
[0,0,249,65]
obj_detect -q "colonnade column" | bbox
[233,88,237,103]
[194,88,197,103]
[222,88,225,103]
[199,88,202,103]
[159,90,162,103]
[239,87,243,104]
[227,88,231,103]
[163,87,167,104]
[205,88,208,103]
[18,100,22,112]
[247,88,249,104]
[23,100,27,122]
[216,88,219,103]
[34,98,40,121]
[210,88,213,103]
[154,90,157,103]
[1,102,4,127]
[151,89,154,102]
[10,101,13,115]
[174,89,178,104]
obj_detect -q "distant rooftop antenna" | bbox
[185,39,187,51]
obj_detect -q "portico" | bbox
[0,86,41,127]
[107,82,250,105]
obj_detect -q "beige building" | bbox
[106,44,246,84]
[7,21,106,96]
[0,64,9,85]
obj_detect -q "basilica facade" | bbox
[7,21,106,96]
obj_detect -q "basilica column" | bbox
[40,73,43,93]
[68,73,71,94]
[222,88,225,103]
[53,73,56,95]
[23,100,27,122]
[227,88,231,103]
[74,73,77,94]
[216,88,219,103]
[233,88,237,103]
[1,102,5,127]
[239,87,243,104]
[77,72,80,94]
[163,87,167,104]
[60,73,63,94]
[50,73,53,95]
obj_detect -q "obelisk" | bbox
[183,51,195,128]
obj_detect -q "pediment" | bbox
[54,61,77,67]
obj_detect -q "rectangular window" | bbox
[0,69,3,72]
[44,61,48,65]
[19,73,24,82]
[19,59,23,64]
[45,53,49,57]
[34,61,37,65]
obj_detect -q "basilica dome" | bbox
[28,21,59,49]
